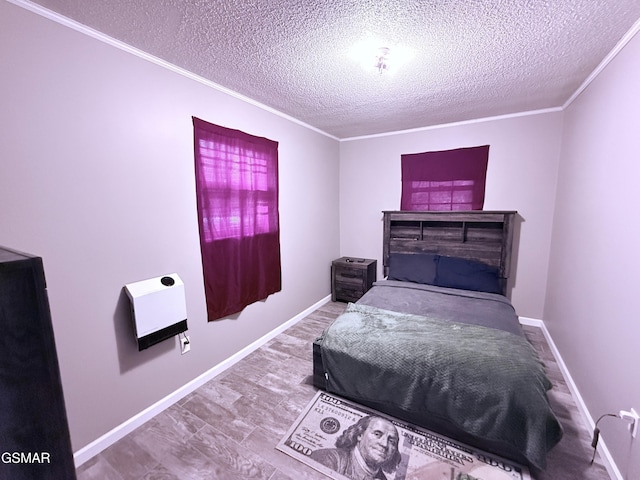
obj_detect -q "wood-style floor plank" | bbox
[76,302,610,480]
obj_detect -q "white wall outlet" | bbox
[630,408,638,438]
[619,408,639,438]
[180,335,190,355]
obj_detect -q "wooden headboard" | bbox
[382,211,517,295]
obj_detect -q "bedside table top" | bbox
[333,257,376,267]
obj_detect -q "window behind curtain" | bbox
[400,145,489,211]
[193,117,281,321]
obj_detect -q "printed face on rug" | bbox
[357,417,400,468]
[309,415,403,480]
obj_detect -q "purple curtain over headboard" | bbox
[193,117,281,321]
[401,145,489,211]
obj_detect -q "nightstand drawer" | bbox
[333,284,364,303]
[331,257,377,303]
[333,266,364,285]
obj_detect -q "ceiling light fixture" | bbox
[349,36,415,76]
[375,47,390,74]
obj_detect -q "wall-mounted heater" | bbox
[124,273,188,351]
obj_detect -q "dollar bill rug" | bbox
[277,391,531,480]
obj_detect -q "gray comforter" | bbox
[318,300,563,470]
[358,280,524,336]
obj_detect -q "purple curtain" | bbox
[400,145,489,211]
[193,117,281,321]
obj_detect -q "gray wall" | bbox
[339,112,564,320]
[0,2,340,451]
[545,30,640,479]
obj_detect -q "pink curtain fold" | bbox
[193,117,281,321]
[401,145,489,211]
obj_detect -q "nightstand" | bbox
[331,257,377,302]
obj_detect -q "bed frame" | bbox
[313,210,517,389]
[383,210,517,296]
[312,210,565,470]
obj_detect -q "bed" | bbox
[313,211,562,471]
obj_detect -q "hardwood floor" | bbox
[76,301,611,480]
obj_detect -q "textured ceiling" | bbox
[27,0,640,138]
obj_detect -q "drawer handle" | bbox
[339,273,359,278]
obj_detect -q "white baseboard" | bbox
[519,316,622,480]
[73,294,332,467]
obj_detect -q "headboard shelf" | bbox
[383,211,517,294]
[389,220,506,242]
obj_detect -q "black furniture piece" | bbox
[0,246,76,480]
[331,257,377,302]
